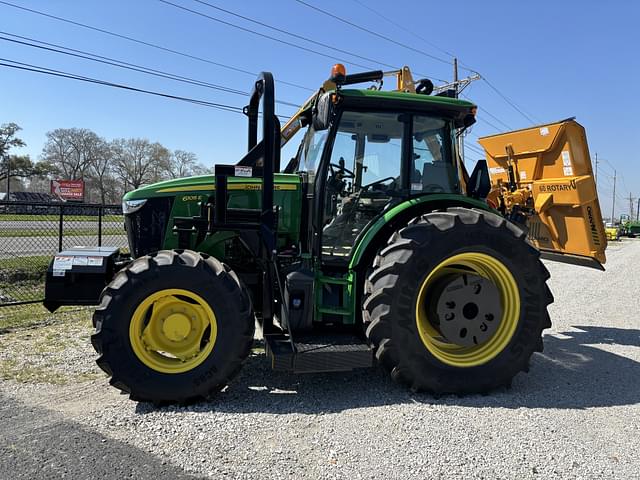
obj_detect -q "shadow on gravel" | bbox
[135,326,640,415]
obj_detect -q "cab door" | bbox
[478,119,607,268]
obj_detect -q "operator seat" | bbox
[422,162,455,192]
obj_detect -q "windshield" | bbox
[297,126,328,173]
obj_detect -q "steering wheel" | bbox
[362,177,396,191]
[329,162,355,179]
[422,183,446,193]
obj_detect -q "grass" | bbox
[0,359,70,384]
[0,227,123,237]
[0,214,122,222]
[0,305,100,385]
[0,255,51,271]
[0,256,51,304]
[0,303,86,332]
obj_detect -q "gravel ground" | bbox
[1,239,639,479]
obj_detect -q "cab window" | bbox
[321,111,403,261]
[411,116,457,193]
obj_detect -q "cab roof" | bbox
[338,88,476,121]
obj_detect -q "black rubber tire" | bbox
[364,207,553,394]
[91,249,254,404]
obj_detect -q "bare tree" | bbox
[166,150,198,178]
[111,138,162,190]
[41,128,101,180]
[148,142,172,184]
[86,138,112,204]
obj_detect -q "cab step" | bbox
[264,334,374,373]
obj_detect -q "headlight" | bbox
[122,199,147,215]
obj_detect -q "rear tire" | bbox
[91,249,254,404]
[364,207,553,394]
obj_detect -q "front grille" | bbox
[125,197,173,258]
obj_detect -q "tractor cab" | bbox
[275,66,478,270]
[299,98,463,263]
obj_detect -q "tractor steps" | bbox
[264,334,374,373]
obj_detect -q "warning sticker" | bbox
[411,182,422,191]
[53,256,73,270]
[234,166,252,177]
[52,269,66,277]
[539,127,550,136]
[87,256,104,267]
[563,166,574,176]
[561,151,571,167]
[489,167,506,175]
[520,171,527,180]
[72,256,88,266]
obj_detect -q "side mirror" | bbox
[467,159,491,199]
[455,113,477,129]
[312,92,334,131]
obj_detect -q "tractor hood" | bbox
[123,173,300,201]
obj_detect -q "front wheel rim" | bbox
[415,252,520,368]
[129,288,217,374]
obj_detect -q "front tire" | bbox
[91,250,254,404]
[364,208,553,394]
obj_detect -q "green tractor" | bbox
[620,214,640,238]
[44,66,606,403]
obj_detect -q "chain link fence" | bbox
[0,201,126,330]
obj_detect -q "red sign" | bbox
[51,179,84,201]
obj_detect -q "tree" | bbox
[148,142,171,184]
[0,123,25,160]
[111,138,156,190]
[0,153,56,185]
[86,138,112,204]
[167,150,198,178]
[41,128,102,180]
[1,123,27,192]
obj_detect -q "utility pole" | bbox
[453,58,464,165]
[4,156,9,201]
[439,59,481,166]
[637,196,639,221]
[629,193,634,223]
[453,58,459,97]
[594,152,598,186]
[611,169,616,223]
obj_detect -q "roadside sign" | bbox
[51,179,84,201]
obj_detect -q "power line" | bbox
[461,93,513,131]
[157,0,382,72]
[293,0,452,68]
[0,57,248,113]
[295,0,539,124]
[0,0,313,92]
[0,32,300,109]
[465,143,485,156]
[482,77,540,125]
[347,0,483,75]
[188,0,408,73]
[350,0,457,60]
[475,116,505,133]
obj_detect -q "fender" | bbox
[349,194,495,270]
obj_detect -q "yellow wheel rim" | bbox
[129,288,217,374]
[415,252,520,368]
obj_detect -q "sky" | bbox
[1,0,639,218]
